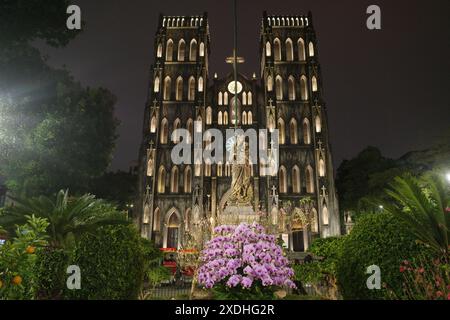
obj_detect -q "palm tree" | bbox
[381,173,449,260]
[0,190,129,249]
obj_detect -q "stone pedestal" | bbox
[219,205,259,225]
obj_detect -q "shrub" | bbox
[68,224,145,300]
[336,212,428,299]
[0,215,48,300]
[34,247,69,300]
[294,236,345,299]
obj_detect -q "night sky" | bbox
[38,0,450,171]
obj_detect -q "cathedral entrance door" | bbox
[167,227,179,249]
[292,230,305,252]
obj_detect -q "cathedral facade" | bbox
[135,12,340,252]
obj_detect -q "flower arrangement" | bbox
[197,223,296,299]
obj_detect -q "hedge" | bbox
[68,224,145,300]
[336,212,427,299]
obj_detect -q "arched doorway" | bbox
[164,209,181,249]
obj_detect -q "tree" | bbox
[0,2,119,197]
[382,173,449,260]
[336,146,397,213]
[0,190,128,249]
[89,171,137,210]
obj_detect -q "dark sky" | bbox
[39,0,450,171]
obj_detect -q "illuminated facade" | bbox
[135,12,340,252]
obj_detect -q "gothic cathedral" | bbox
[135,12,340,252]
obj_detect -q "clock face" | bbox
[227,81,243,95]
[226,136,236,153]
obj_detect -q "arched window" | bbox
[184,166,192,192]
[312,76,318,92]
[185,209,191,231]
[205,160,211,177]
[290,118,298,144]
[288,76,296,100]
[166,39,173,61]
[186,118,193,143]
[322,206,329,225]
[189,39,197,61]
[247,111,253,125]
[286,38,294,61]
[160,118,168,144]
[195,116,202,133]
[266,41,271,56]
[298,38,306,61]
[199,42,205,57]
[300,75,308,101]
[170,166,179,193]
[224,92,229,105]
[217,162,223,177]
[319,158,326,177]
[154,76,160,92]
[206,107,212,125]
[242,111,247,125]
[275,75,283,100]
[150,115,157,133]
[311,208,318,233]
[279,166,287,193]
[172,118,181,143]
[153,208,160,231]
[303,118,311,144]
[292,166,301,193]
[247,92,253,105]
[223,111,229,124]
[188,77,195,101]
[278,118,285,144]
[218,111,223,125]
[176,76,183,101]
[315,115,322,133]
[218,92,223,105]
[164,76,171,100]
[195,163,202,176]
[157,43,163,58]
[198,76,204,92]
[178,39,185,61]
[306,165,314,193]
[157,166,166,193]
[308,41,315,57]
[267,75,273,92]
[274,38,281,61]
[242,92,247,105]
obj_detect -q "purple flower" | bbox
[241,277,253,288]
[226,275,241,287]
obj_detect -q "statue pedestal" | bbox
[219,205,259,225]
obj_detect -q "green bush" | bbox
[295,237,345,284]
[336,212,428,299]
[34,247,69,300]
[68,224,145,300]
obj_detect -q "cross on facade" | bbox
[271,185,277,197]
[321,185,327,197]
[268,98,274,107]
[149,140,154,149]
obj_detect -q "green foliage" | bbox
[336,147,397,213]
[294,237,345,285]
[89,171,137,210]
[0,215,49,299]
[382,172,450,259]
[0,190,128,249]
[0,0,80,47]
[33,247,69,300]
[0,2,118,197]
[69,224,145,300]
[336,212,428,299]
